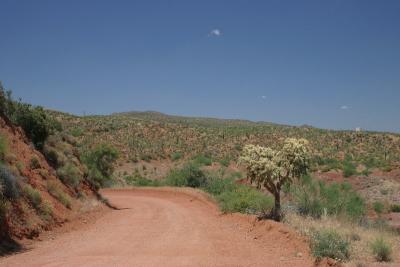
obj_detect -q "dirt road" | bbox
[0,188,313,267]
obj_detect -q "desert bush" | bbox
[229,171,243,180]
[82,144,118,188]
[165,163,207,188]
[23,184,52,219]
[342,159,357,177]
[390,204,400,213]
[0,134,7,161]
[30,156,40,169]
[12,103,60,149]
[371,237,392,262]
[23,184,42,209]
[171,152,183,161]
[217,185,273,214]
[39,201,53,221]
[373,201,385,214]
[218,157,230,167]
[203,176,236,196]
[311,229,350,261]
[291,175,365,221]
[69,127,84,137]
[140,154,152,162]
[0,164,20,199]
[47,181,71,209]
[44,148,59,167]
[57,163,82,188]
[124,175,161,187]
[192,154,212,166]
[315,157,341,172]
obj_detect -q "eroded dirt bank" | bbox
[0,187,313,267]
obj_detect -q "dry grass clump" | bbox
[284,211,399,266]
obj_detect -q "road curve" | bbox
[0,188,313,267]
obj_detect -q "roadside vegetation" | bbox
[0,83,120,241]
[123,138,398,265]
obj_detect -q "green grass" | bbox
[311,229,350,261]
[56,163,82,188]
[373,201,385,214]
[192,154,212,166]
[165,163,207,188]
[47,181,72,209]
[23,184,42,209]
[371,237,392,262]
[342,160,357,177]
[69,127,84,137]
[171,152,183,161]
[124,175,161,187]
[291,175,365,221]
[218,157,230,167]
[216,185,273,214]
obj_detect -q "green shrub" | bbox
[203,176,236,196]
[44,148,59,167]
[23,184,42,209]
[140,154,152,162]
[0,164,19,199]
[217,185,273,214]
[70,127,84,137]
[0,134,7,161]
[40,201,53,221]
[16,162,24,174]
[373,201,385,214]
[291,175,365,221]
[390,204,400,213]
[171,152,183,161]
[229,171,243,180]
[317,158,341,172]
[30,156,40,169]
[47,181,71,209]
[219,157,230,167]
[311,229,350,261]
[165,163,207,188]
[192,154,212,166]
[82,144,118,188]
[124,175,161,187]
[13,104,59,150]
[345,193,365,220]
[342,160,357,177]
[371,237,392,262]
[57,163,82,188]
[360,168,371,177]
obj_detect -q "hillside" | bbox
[0,116,99,245]
[49,110,400,173]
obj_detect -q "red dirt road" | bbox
[0,188,313,267]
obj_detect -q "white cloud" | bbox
[340,105,349,110]
[209,29,221,37]
[261,95,267,100]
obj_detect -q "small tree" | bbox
[240,138,310,221]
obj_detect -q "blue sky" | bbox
[0,0,399,132]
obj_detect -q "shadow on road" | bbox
[0,236,25,257]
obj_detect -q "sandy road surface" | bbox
[0,188,313,267]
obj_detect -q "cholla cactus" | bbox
[240,138,310,220]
